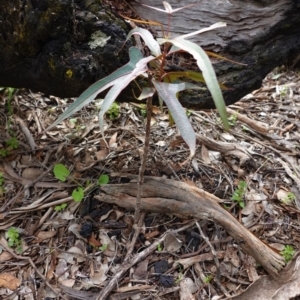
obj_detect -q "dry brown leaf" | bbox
[0,273,21,290]
[0,251,13,262]
[201,144,211,164]
[88,233,102,247]
[164,232,183,253]
[232,254,300,300]
[95,149,109,160]
[22,168,43,180]
[109,132,118,147]
[133,259,148,280]
[35,230,57,243]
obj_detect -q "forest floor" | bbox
[0,67,300,300]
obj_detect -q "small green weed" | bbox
[157,243,163,252]
[100,244,108,251]
[282,192,296,205]
[281,245,295,262]
[6,137,19,150]
[1,87,18,115]
[228,113,237,126]
[7,227,22,252]
[139,104,147,118]
[204,274,213,284]
[107,103,120,120]
[0,149,8,157]
[0,137,19,157]
[175,264,183,284]
[231,181,247,208]
[69,118,86,131]
[54,203,68,212]
[98,174,109,186]
[53,163,109,203]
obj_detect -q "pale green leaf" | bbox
[98,55,155,134]
[142,2,197,14]
[176,22,226,40]
[47,47,144,131]
[164,38,229,130]
[153,80,196,157]
[137,87,155,100]
[127,27,161,56]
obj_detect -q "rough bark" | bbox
[0,0,299,108]
[0,0,132,98]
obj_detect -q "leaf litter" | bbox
[0,68,300,299]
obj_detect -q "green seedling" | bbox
[281,245,295,263]
[175,264,183,284]
[0,149,8,157]
[98,174,109,186]
[107,102,120,120]
[54,203,68,212]
[139,104,147,118]
[228,113,237,126]
[157,243,163,252]
[231,181,247,208]
[53,163,70,182]
[100,244,108,251]
[0,137,19,157]
[53,163,84,202]
[204,274,213,284]
[72,187,84,202]
[69,118,86,131]
[1,87,18,116]
[54,163,109,203]
[6,137,19,150]
[7,227,22,253]
[282,192,296,205]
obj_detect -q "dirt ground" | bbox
[0,67,300,299]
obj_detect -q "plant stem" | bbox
[134,88,153,223]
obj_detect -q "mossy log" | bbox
[0,0,299,108]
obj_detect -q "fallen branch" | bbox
[95,175,285,278]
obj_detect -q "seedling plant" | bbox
[231,181,247,208]
[48,1,230,222]
[6,227,22,253]
[280,245,295,262]
[53,163,109,207]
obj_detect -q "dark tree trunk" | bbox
[0,0,299,109]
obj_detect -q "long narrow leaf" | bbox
[47,47,144,130]
[127,27,161,57]
[142,2,197,14]
[176,22,226,40]
[153,80,196,157]
[162,38,229,130]
[98,55,155,134]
